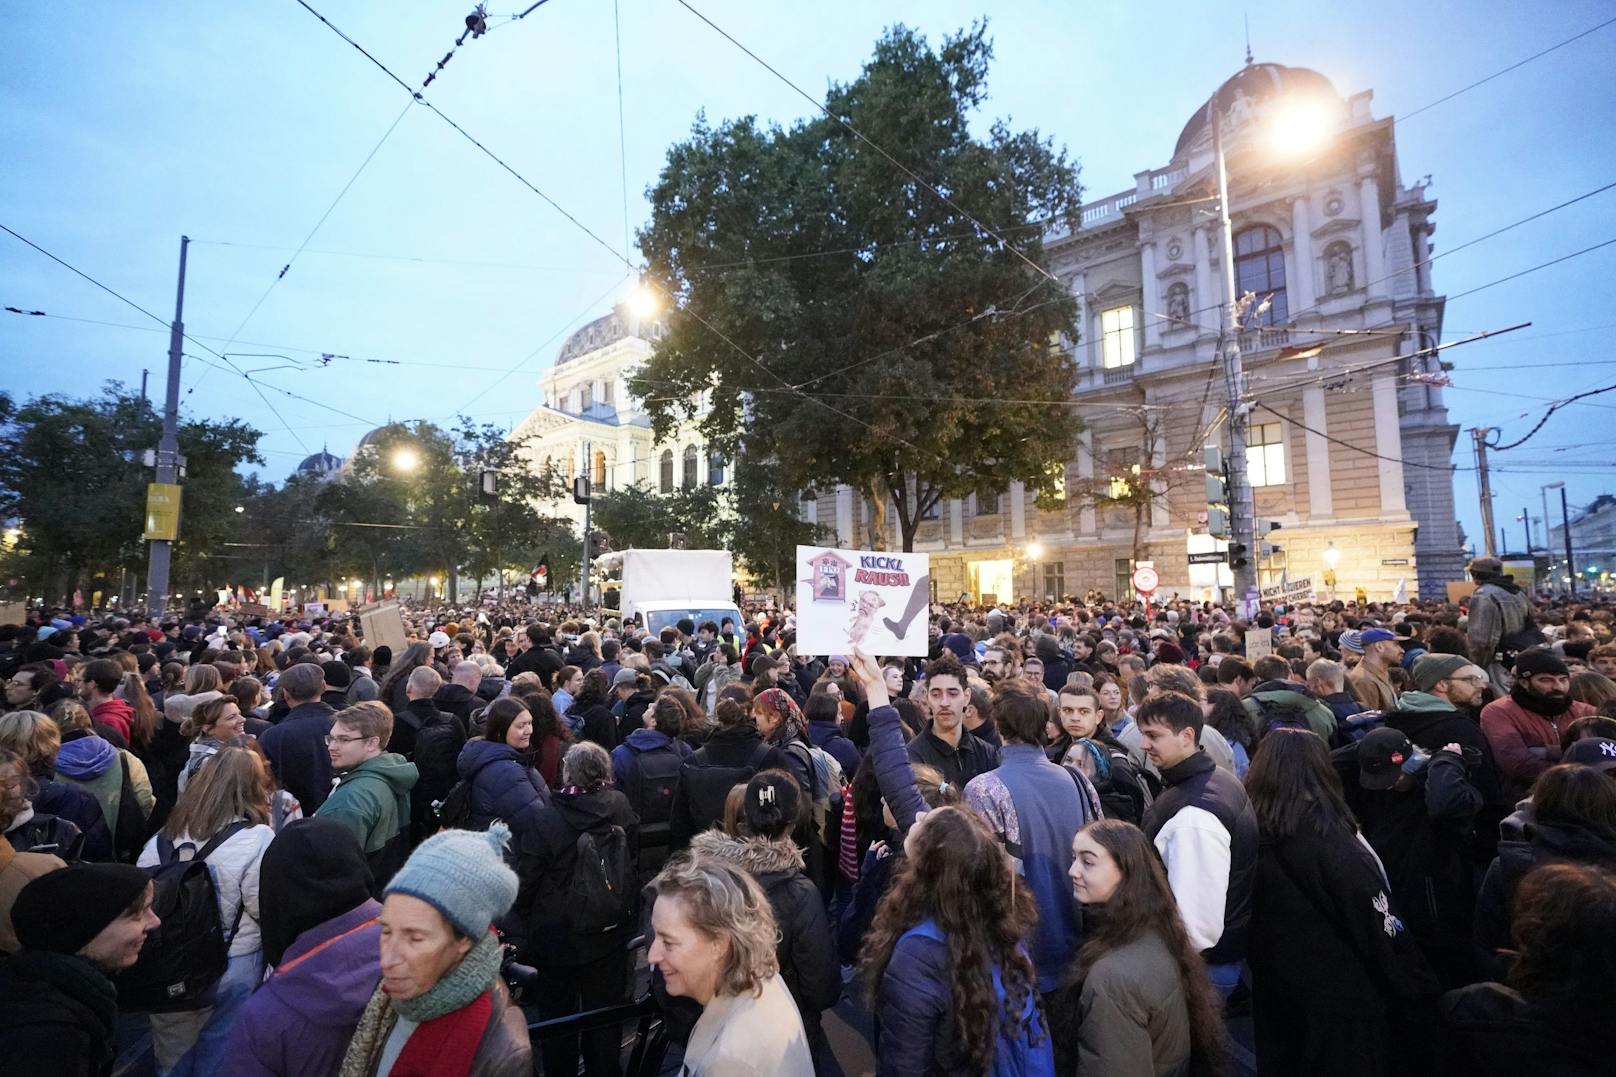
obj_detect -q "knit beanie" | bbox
[385,823,518,939]
[1338,629,1365,656]
[1514,647,1569,678]
[259,818,374,967]
[1411,654,1469,693]
[12,862,148,955]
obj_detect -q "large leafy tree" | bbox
[632,23,1084,551]
[0,383,261,603]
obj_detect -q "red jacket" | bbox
[91,698,135,743]
[1479,696,1596,800]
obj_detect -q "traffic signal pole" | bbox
[579,440,591,609]
[145,236,188,619]
[1212,105,1257,607]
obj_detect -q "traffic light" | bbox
[572,476,591,505]
[1227,542,1249,569]
[478,469,499,504]
[1204,447,1230,538]
[1258,520,1282,559]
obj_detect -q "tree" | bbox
[715,456,829,591]
[632,23,1084,551]
[1075,411,1211,568]
[0,383,261,604]
[591,481,726,552]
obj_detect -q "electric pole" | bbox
[1212,106,1257,605]
[145,236,189,619]
[579,441,592,610]
[1561,484,1577,597]
[1471,427,1497,558]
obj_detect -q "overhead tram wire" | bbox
[612,0,632,263]
[1400,14,1616,122]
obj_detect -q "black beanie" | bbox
[13,863,148,955]
[1513,647,1568,678]
[258,818,373,967]
[321,659,352,690]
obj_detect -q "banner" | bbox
[1259,575,1316,603]
[268,577,284,611]
[795,545,931,657]
[143,483,182,541]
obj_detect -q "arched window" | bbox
[708,447,725,486]
[682,445,699,488]
[566,449,576,480]
[659,450,674,493]
[592,450,606,489]
[1234,225,1288,325]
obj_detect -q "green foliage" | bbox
[631,23,1084,551]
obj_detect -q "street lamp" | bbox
[1026,542,1045,561]
[1543,482,1575,596]
[392,447,421,473]
[627,283,660,320]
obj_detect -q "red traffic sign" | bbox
[1131,566,1160,594]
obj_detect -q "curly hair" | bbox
[1070,821,1230,1075]
[860,806,1044,1074]
[650,855,779,998]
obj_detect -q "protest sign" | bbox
[1245,629,1273,661]
[795,545,930,657]
[0,602,26,626]
[358,600,408,655]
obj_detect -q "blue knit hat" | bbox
[385,823,518,938]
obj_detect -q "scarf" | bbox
[339,929,503,1077]
[1511,681,1572,719]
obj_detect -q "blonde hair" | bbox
[0,711,61,772]
[47,698,94,732]
[333,700,393,746]
[165,745,270,840]
[651,856,779,998]
[184,663,221,695]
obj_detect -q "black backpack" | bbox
[119,821,249,1013]
[570,824,632,934]
[434,779,480,832]
[1251,694,1313,737]
[629,741,685,828]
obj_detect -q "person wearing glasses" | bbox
[315,702,419,894]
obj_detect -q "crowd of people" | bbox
[0,550,1612,1076]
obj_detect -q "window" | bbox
[603,379,615,405]
[1047,463,1067,506]
[1100,305,1137,368]
[592,450,606,489]
[977,489,1000,515]
[580,383,593,412]
[1234,226,1288,325]
[1246,422,1286,487]
[1114,558,1134,599]
[682,445,699,488]
[708,448,725,486]
[1042,561,1066,600]
[659,450,674,493]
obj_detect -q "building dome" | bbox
[1173,62,1339,159]
[296,449,343,476]
[555,303,666,367]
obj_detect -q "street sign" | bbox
[1131,565,1159,594]
[1187,551,1227,565]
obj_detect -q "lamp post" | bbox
[1544,482,1575,597]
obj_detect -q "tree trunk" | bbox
[1132,500,1146,568]
[867,478,888,551]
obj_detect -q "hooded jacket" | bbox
[668,723,785,849]
[431,683,479,728]
[259,700,337,811]
[1438,982,1604,1077]
[1473,818,1616,979]
[55,731,153,847]
[1241,680,1338,742]
[688,830,840,1042]
[31,774,113,863]
[313,753,417,856]
[456,738,550,836]
[0,841,64,954]
[509,785,638,966]
[89,698,134,744]
[609,728,693,825]
[1385,694,1505,815]
[227,899,383,1077]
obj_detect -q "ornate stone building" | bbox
[508,301,728,530]
[806,60,1463,603]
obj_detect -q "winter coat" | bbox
[0,840,64,955]
[668,723,785,849]
[259,701,338,811]
[807,718,861,776]
[226,900,383,1077]
[1438,982,1604,1077]
[1338,745,1483,984]
[1248,827,1440,1076]
[89,698,134,744]
[1473,819,1616,980]
[1322,691,1367,725]
[681,973,813,1077]
[456,738,550,836]
[0,950,119,1076]
[688,831,840,1045]
[1479,695,1596,801]
[139,820,275,957]
[904,726,1000,788]
[54,731,153,853]
[615,688,655,743]
[564,699,617,750]
[33,777,112,862]
[344,668,380,706]
[508,785,638,967]
[1386,695,1503,806]
[610,728,693,829]
[1466,579,1533,691]
[410,709,467,842]
[313,754,417,859]
[1241,680,1338,742]
[1075,928,1192,1077]
[432,683,479,728]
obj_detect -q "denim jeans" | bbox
[1207,960,1244,1003]
[151,950,264,1077]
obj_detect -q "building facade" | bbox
[508,301,729,531]
[1547,493,1616,593]
[806,60,1463,604]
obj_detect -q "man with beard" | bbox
[1480,648,1597,802]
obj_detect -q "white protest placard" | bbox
[795,545,931,657]
[1245,628,1273,661]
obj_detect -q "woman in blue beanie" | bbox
[341,823,531,1076]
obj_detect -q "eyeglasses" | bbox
[324,733,371,746]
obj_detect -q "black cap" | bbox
[1357,727,1414,790]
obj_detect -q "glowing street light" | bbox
[627,283,660,319]
[1264,97,1339,158]
[1026,542,1045,561]
[392,447,421,473]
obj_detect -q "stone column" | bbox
[1140,241,1161,348]
[835,486,853,547]
[1077,430,1097,535]
[949,499,964,546]
[1370,375,1407,516]
[1290,195,1315,314]
[1193,226,1216,325]
[1302,386,1334,518]
[1010,481,1027,541]
[1075,272,1090,365]
[1360,175,1387,297]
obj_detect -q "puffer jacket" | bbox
[1473,819,1616,979]
[456,739,550,836]
[138,820,275,957]
[688,831,840,1045]
[667,723,785,849]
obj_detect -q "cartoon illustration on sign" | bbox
[795,546,931,657]
[848,589,887,648]
[807,549,853,603]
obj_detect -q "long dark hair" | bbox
[1507,862,1616,1018]
[574,668,610,709]
[380,642,433,703]
[1203,687,1253,751]
[861,807,1043,1074]
[1244,728,1357,838]
[1071,820,1229,1075]
[512,686,570,746]
[482,697,529,748]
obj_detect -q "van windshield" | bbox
[644,608,741,636]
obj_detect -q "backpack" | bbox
[1497,622,1548,670]
[434,779,482,832]
[1250,694,1313,737]
[1336,709,1387,745]
[570,824,632,934]
[628,740,685,828]
[118,821,249,1013]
